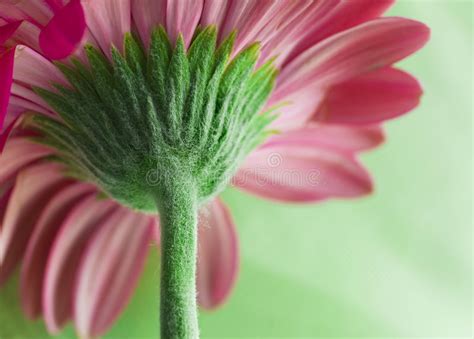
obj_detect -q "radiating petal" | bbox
[81,0,131,56]
[39,0,86,60]
[0,48,14,132]
[0,163,67,284]
[0,137,53,183]
[316,67,423,124]
[74,210,154,337]
[42,195,117,333]
[200,0,230,31]
[166,0,204,47]
[197,198,239,309]
[275,18,430,100]
[132,0,166,46]
[286,0,395,63]
[20,183,94,319]
[235,134,373,202]
[13,45,67,89]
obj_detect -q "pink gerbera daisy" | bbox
[0,1,429,337]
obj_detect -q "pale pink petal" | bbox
[275,18,430,101]
[9,21,41,52]
[13,45,67,89]
[0,48,14,131]
[42,196,117,333]
[166,0,203,47]
[286,0,395,63]
[197,198,238,309]
[0,115,22,152]
[39,0,86,60]
[82,0,131,56]
[74,210,153,337]
[268,87,325,132]
[5,0,52,26]
[234,135,373,202]
[200,0,230,30]
[11,82,51,111]
[0,163,67,284]
[20,183,94,319]
[0,137,53,183]
[132,0,166,46]
[316,67,423,124]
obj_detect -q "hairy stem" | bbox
[156,176,199,339]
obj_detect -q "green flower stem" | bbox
[156,176,199,339]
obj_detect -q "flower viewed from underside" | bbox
[0,0,429,337]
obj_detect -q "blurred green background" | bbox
[1,1,472,338]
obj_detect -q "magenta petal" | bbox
[42,196,117,333]
[0,163,67,285]
[317,67,423,124]
[197,199,239,309]
[235,133,373,203]
[39,0,86,60]
[74,210,154,337]
[0,21,22,45]
[20,183,94,319]
[0,48,15,131]
[276,17,430,100]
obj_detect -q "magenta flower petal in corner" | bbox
[0,1,430,337]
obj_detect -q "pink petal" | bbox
[82,0,131,56]
[0,48,14,132]
[39,0,86,60]
[197,198,239,309]
[42,195,117,333]
[0,21,22,44]
[0,163,67,285]
[166,0,204,47]
[9,20,41,52]
[267,124,385,153]
[275,17,430,101]
[74,210,154,337]
[286,0,395,63]
[316,67,423,124]
[200,0,231,30]
[234,133,373,203]
[13,45,67,88]
[0,137,53,184]
[20,183,94,319]
[0,115,21,152]
[132,0,166,46]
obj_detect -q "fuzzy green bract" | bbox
[30,26,278,212]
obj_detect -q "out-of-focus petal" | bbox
[39,0,86,60]
[166,0,204,47]
[74,210,154,337]
[197,198,238,309]
[0,137,53,183]
[42,195,117,333]
[235,133,373,203]
[0,48,14,131]
[286,0,395,63]
[20,183,94,319]
[0,163,67,284]
[316,67,423,124]
[0,21,22,45]
[82,0,131,56]
[275,18,430,100]
[132,0,166,46]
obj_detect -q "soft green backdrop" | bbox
[1,1,472,338]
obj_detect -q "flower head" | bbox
[0,0,429,337]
